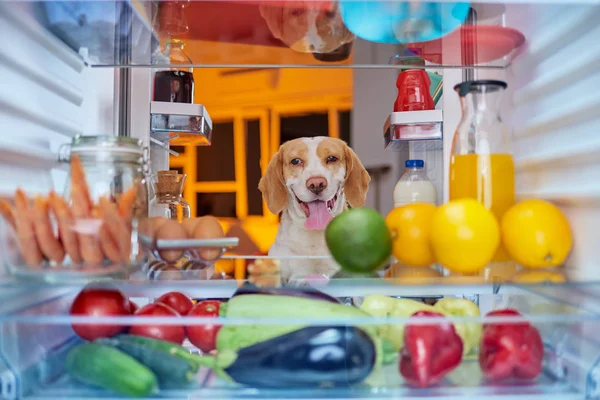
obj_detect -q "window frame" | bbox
[169,102,351,223]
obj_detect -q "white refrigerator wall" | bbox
[503,3,600,276]
[0,3,117,198]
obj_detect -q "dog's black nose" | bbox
[306,176,327,195]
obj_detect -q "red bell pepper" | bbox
[479,309,544,381]
[399,311,463,387]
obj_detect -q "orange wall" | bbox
[185,40,353,109]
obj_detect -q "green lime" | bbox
[325,208,392,274]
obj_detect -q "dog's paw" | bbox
[247,258,282,287]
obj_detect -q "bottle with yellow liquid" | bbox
[449,80,516,274]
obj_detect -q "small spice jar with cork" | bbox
[149,170,191,221]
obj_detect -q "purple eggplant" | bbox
[233,283,340,304]
[223,326,375,388]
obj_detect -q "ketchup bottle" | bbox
[394,70,435,112]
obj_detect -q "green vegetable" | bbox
[433,298,481,355]
[325,208,392,274]
[361,295,481,355]
[111,334,200,368]
[361,296,436,350]
[380,338,399,364]
[65,342,158,398]
[99,335,199,387]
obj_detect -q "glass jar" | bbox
[0,136,149,281]
[149,171,191,221]
[449,80,515,263]
[62,135,149,266]
[153,39,195,104]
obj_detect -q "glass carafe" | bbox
[153,39,195,104]
[449,80,515,264]
[149,171,191,222]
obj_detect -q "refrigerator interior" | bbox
[0,0,599,399]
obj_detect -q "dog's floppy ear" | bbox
[258,150,288,214]
[259,3,285,42]
[343,144,370,208]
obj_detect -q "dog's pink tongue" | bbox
[304,200,333,230]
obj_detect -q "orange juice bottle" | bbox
[449,80,515,264]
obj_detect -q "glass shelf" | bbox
[384,110,443,152]
[0,260,597,299]
[150,102,214,146]
[27,0,535,69]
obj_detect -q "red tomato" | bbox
[130,302,185,344]
[186,301,222,353]
[70,287,130,341]
[156,292,193,316]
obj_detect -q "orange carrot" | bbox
[99,225,122,263]
[70,154,93,213]
[14,189,43,266]
[71,188,104,265]
[118,187,136,219]
[33,195,65,262]
[99,197,131,262]
[0,200,16,230]
[48,192,82,264]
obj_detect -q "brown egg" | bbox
[149,217,168,239]
[182,218,201,237]
[156,219,188,262]
[193,216,225,261]
[138,217,153,238]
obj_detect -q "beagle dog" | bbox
[258,137,370,283]
[258,1,355,54]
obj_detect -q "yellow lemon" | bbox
[431,199,500,274]
[501,200,572,268]
[385,203,437,267]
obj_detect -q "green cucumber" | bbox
[66,343,158,398]
[114,334,200,371]
[224,294,372,320]
[99,335,198,388]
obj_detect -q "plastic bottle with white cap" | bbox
[393,159,437,207]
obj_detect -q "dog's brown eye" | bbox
[326,156,338,163]
[290,8,304,16]
[291,158,303,166]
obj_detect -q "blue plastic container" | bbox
[339,1,471,44]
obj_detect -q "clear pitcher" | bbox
[449,80,515,264]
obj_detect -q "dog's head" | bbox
[259,1,355,54]
[258,137,370,230]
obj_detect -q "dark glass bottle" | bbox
[153,39,195,104]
